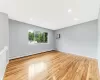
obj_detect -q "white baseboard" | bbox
[57,50,97,59]
[9,49,55,60]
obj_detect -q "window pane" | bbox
[34,31,42,43]
[28,31,34,42]
[43,32,48,43]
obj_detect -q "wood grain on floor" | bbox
[3,51,99,80]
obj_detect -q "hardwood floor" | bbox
[4,51,99,80]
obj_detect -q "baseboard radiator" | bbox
[0,46,8,80]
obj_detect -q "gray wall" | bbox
[9,18,98,59]
[9,19,55,59]
[0,13,9,80]
[55,20,98,59]
[0,13,9,58]
[98,8,100,70]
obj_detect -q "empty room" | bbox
[0,0,100,80]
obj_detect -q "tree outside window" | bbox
[28,30,48,44]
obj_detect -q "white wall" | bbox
[55,20,98,59]
[0,13,9,80]
[9,19,55,59]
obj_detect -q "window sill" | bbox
[28,42,49,45]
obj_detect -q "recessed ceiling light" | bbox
[30,18,33,21]
[68,9,72,13]
[74,18,79,21]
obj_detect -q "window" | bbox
[28,30,48,44]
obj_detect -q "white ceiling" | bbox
[0,0,100,30]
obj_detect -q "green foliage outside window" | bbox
[28,32,34,42]
[28,30,48,43]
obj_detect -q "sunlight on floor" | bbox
[28,62,47,80]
